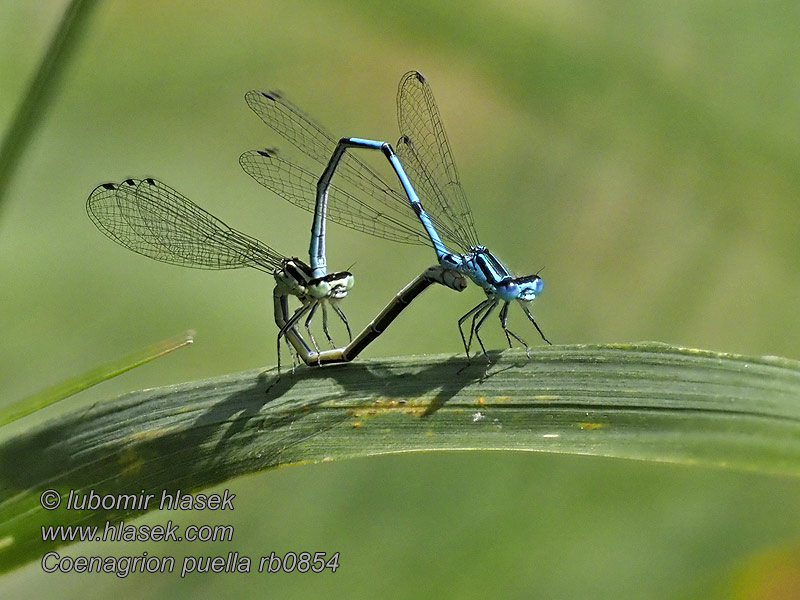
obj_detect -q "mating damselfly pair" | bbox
[87,71,550,372]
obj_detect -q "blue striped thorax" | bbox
[442,246,543,303]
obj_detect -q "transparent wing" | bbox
[396,70,479,251]
[243,89,451,246]
[239,149,428,245]
[86,178,284,272]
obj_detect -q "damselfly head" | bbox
[514,274,544,302]
[308,271,354,300]
[329,271,355,300]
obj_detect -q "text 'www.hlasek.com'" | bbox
[38,488,340,578]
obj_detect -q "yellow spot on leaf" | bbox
[118,447,144,477]
[578,422,605,430]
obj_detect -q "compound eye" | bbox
[307,280,330,298]
[495,278,519,301]
[532,276,543,295]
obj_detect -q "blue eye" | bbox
[496,279,519,301]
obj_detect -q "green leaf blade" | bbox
[0,330,194,427]
[2,342,800,573]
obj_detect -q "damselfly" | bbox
[86,177,353,371]
[241,72,550,362]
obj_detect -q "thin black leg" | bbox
[458,299,492,362]
[473,299,498,363]
[500,302,531,358]
[521,304,552,345]
[331,302,352,342]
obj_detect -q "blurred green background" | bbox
[2,1,800,598]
